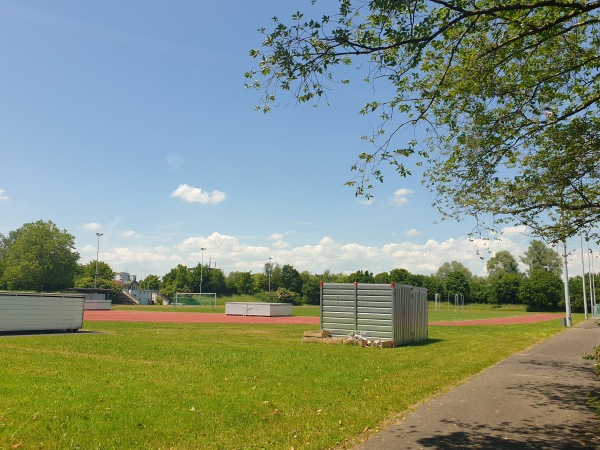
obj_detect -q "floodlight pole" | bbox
[200,247,206,295]
[94,233,103,291]
[587,242,594,316]
[581,235,589,319]
[590,248,597,317]
[561,240,572,327]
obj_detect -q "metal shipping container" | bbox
[320,282,428,345]
[0,292,85,332]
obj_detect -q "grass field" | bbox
[112,300,552,322]
[0,315,573,450]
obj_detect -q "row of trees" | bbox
[1,220,598,311]
[139,238,598,311]
[150,242,598,311]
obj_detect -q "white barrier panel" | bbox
[0,292,85,332]
[225,302,293,317]
[84,299,112,310]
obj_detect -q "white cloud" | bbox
[272,239,290,249]
[390,188,414,206]
[356,197,374,206]
[166,154,185,171]
[119,230,141,238]
[0,190,8,202]
[77,225,536,279]
[405,228,421,236]
[82,222,102,231]
[108,246,183,271]
[171,184,226,205]
[177,232,270,271]
[501,225,530,237]
[80,244,96,253]
[268,232,293,249]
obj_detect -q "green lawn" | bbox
[112,301,551,321]
[428,308,556,322]
[0,319,569,449]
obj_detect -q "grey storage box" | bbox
[320,282,428,345]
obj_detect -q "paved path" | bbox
[353,319,600,449]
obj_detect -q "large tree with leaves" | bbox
[0,220,79,291]
[520,240,562,276]
[486,251,519,277]
[436,261,472,282]
[74,261,122,301]
[248,1,600,243]
[520,269,564,310]
[281,264,303,294]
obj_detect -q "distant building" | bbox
[130,275,139,290]
[127,275,153,305]
[114,272,131,283]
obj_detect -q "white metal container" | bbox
[0,292,85,332]
[225,302,292,317]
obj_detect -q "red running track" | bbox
[84,311,562,326]
[84,310,320,325]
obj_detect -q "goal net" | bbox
[174,292,217,310]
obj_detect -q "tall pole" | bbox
[94,232,103,291]
[200,247,206,295]
[580,235,589,319]
[562,240,572,327]
[590,249,597,317]
[587,242,594,317]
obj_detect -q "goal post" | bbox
[174,292,217,310]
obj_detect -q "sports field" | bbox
[0,307,574,449]
[84,308,562,327]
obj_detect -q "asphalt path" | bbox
[352,319,600,449]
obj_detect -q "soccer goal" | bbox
[454,293,465,312]
[174,292,217,310]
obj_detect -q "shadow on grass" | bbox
[0,329,106,338]
[402,338,444,347]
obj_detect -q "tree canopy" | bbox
[74,260,122,300]
[520,269,564,309]
[436,261,472,281]
[486,251,519,277]
[0,220,79,291]
[520,240,562,276]
[248,1,600,243]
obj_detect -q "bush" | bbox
[274,287,301,305]
[519,270,563,310]
[252,288,301,305]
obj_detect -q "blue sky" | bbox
[1,1,597,280]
